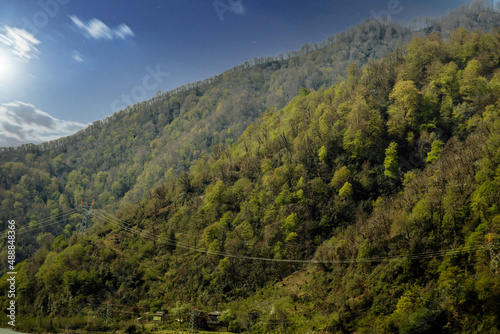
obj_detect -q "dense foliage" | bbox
[0,18,415,271]
[2,1,500,333]
[2,1,500,273]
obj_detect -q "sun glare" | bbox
[0,51,12,79]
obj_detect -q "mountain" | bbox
[2,2,500,274]
[1,1,500,333]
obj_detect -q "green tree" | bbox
[384,142,400,179]
[318,146,328,163]
[219,309,236,331]
[400,32,443,82]
[447,28,478,67]
[343,94,384,160]
[339,182,353,198]
[298,87,310,97]
[426,139,444,163]
[387,80,422,138]
[459,59,488,102]
[330,166,351,190]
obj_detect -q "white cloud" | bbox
[69,15,134,40]
[0,101,88,147]
[73,50,83,63]
[0,26,40,62]
[232,2,245,15]
[115,24,134,39]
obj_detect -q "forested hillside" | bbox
[2,18,500,332]
[0,19,414,271]
[1,1,500,275]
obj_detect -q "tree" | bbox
[170,301,190,323]
[343,94,384,160]
[318,146,328,163]
[447,28,478,67]
[400,32,443,82]
[339,182,353,198]
[426,140,444,163]
[459,59,488,102]
[298,87,310,97]
[219,309,236,331]
[387,80,422,138]
[384,142,400,179]
[330,166,351,191]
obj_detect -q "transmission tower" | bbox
[190,306,198,332]
[489,234,500,275]
[78,204,94,234]
[105,301,111,323]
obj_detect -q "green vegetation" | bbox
[2,1,500,273]
[2,1,500,333]
[1,16,421,272]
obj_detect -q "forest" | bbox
[1,0,500,274]
[1,1,500,333]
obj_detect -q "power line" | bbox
[6,208,82,236]
[88,208,496,265]
[9,205,495,329]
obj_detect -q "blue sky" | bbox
[0,0,472,146]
